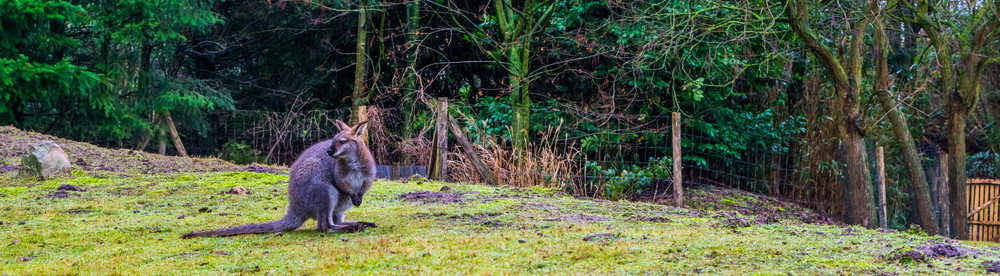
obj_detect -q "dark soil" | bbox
[0,164,18,173]
[0,126,240,174]
[984,260,1000,273]
[57,184,86,192]
[633,216,673,223]
[582,233,620,241]
[754,213,781,225]
[47,191,70,199]
[397,191,466,204]
[717,212,751,228]
[242,164,277,174]
[887,243,988,263]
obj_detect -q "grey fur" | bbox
[182,121,376,238]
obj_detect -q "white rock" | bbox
[17,141,72,180]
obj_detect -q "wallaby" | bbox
[181,120,377,238]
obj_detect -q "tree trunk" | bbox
[351,0,369,124]
[873,27,937,234]
[508,43,531,151]
[876,90,937,233]
[402,0,421,164]
[947,108,968,239]
[840,128,874,227]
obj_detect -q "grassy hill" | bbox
[1,126,999,274]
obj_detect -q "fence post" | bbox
[446,113,498,186]
[356,105,369,146]
[430,98,449,181]
[877,146,887,229]
[940,153,951,237]
[672,111,683,207]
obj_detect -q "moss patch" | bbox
[0,172,998,274]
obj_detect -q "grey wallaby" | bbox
[181,120,377,238]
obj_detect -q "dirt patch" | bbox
[754,213,780,225]
[887,243,986,263]
[583,233,620,241]
[549,214,611,223]
[717,212,751,228]
[397,191,466,204]
[0,126,240,174]
[58,184,87,192]
[984,260,1000,273]
[0,164,18,173]
[242,164,277,174]
[633,216,673,223]
[47,191,70,199]
[414,212,508,228]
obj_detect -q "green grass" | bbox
[2,170,999,274]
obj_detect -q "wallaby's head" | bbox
[327,120,368,159]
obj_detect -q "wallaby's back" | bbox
[182,140,337,238]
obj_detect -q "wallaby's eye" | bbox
[339,140,348,144]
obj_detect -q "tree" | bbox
[873,5,937,234]
[900,0,999,239]
[352,0,370,123]
[0,0,118,141]
[492,0,557,150]
[784,0,878,227]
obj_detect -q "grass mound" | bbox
[2,126,1000,274]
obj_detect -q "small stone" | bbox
[263,251,270,254]
[228,186,250,195]
[177,215,185,219]
[440,186,451,191]
[518,239,527,243]
[219,213,228,216]
[341,238,349,242]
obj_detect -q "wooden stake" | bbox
[940,153,951,237]
[672,112,683,207]
[877,146,886,228]
[430,98,448,181]
[447,113,498,186]
[356,105,369,147]
[163,111,189,157]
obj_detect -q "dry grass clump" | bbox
[451,125,581,190]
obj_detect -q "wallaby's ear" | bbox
[351,121,369,137]
[335,120,350,132]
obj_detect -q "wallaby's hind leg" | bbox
[332,194,378,229]
[312,183,336,232]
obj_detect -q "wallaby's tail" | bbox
[181,213,304,238]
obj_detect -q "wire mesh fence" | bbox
[211,97,997,224]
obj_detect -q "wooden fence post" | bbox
[877,146,887,229]
[356,105,369,146]
[429,98,448,181]
[940,153,951,237]
[672,112,683,207]
[446,113,498,186]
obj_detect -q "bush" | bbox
[218,140,266,165]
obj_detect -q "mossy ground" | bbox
[1,170,999,275]
[2,126,999,274]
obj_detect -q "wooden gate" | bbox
[968,179,1000,242]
